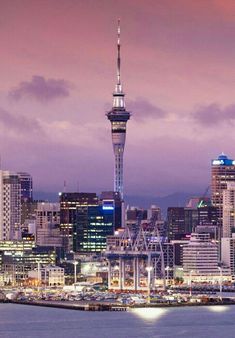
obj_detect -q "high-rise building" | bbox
[100,191,122,230]
[60,192,115,254]
[221,236,235,280]
[147,205,161,221]
[222,183,235,238]
[167,207,185,240]
[17,172,33,201]
[60,193,98,253]
[74,203,114,253]
[21,200,38,225]
[167,207,198,240]
[35,202,61,247]
[126,207,148,223]
[106,21,130,200]
[183,233,220,282]
[197,205,218,226]
[211,154,235,224]
[211,154,235,258]
[0,171,21,241]
[167,201,219,241]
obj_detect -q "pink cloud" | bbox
[9,75,71,102]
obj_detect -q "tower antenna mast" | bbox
[106,20,131,201]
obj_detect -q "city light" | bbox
[208,306,229,313]
[131,308,168,321]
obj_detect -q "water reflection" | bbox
[131,307,168,321]
[208,305,229,313]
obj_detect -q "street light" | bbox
[146,266,153,304]
[189,270,194,297]
[165,266,170,287]
[218,266,222,300]
[73,261,78,286]
[37,261,42,293]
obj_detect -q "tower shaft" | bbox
[106,20,130,200]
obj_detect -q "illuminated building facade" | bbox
[0,171,21,241]
[36,202,61,247]
[29,266,65,286]
[167,207,198,240]
[60,192,115,254]
[17,172,33,201]
[74,204,114,253]
[222,183,235,238]
[106,21,130,200]
[60,193,98,253]
[222,236,235,280]
[211,154,235,225]
[183,233,220,282]
[0,239,56,284]
[100,191,122,230]
[167,203,219,241]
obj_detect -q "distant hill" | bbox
[34,191,199,218]
[34,191,59,202]
[125,192,200,217]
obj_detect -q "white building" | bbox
[0,171,21,241]
[29,266,65,286]
[223,182,235,238]
[183,233,222,282]
[221,236,235,280]
[36,202,61,247]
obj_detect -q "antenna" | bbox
[63,180,67,193]
[117,19,121,85]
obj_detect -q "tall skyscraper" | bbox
[100,191,122,230]
[60,192,115,254]
[36,202,61,247]
[106,21,131,200]
[211,154,235,259]
[0,171,21,240]
[222,183,235,238]
[167,207,198,240]
[211,153,235,224]
[17,172,33,201]
[60,193,98,253]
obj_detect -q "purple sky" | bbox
[1,0,235,196]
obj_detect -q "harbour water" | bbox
[0,303,235,338]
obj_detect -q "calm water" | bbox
[0,304,235,338]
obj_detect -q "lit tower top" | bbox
[106,20,131,200]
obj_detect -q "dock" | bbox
[7,297,235,312]
[10,300,127,311]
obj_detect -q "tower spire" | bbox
[117,19,121,86]
[113,19,125,110]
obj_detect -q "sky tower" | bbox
[106,20,131,200]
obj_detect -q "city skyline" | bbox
[1,1,235,196]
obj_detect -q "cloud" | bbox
[192,103,235,126]
[9,75,71,102]
[127,97,168,121]
[0,107,42,134]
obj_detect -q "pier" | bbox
[10,300,127,311]
[8,297,235,312]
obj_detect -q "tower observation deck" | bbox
[106,20,131,200]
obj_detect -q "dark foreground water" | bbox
[0,304,235,338]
